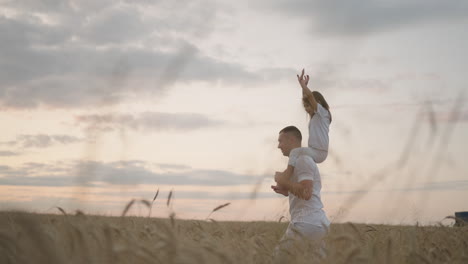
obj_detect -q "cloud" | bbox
[0,151,19,156]
[0,185,278,204]
[423,110,468,123]
[1,134,83,148]
[0,164,26,178]
[0,0,263,109]
[74,111,226,132]
[0,42,258,109]
[260,0,468,37]
[79,6,152,45]
[0,160,263,187]
[156,163,192,171]
[386,180,468,193]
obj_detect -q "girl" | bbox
[275,69,332,185]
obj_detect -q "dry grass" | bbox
[0,211,467,264]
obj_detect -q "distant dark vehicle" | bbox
[455,211,468,227]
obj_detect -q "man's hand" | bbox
[297,69,310,91]
[271,185,288,196]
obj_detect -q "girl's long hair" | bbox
[303,91,332,123]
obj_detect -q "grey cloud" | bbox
[0,41,259,109]
[1,0,74,13]
[0,165,27,178]
[257,67,298,82]
[0,151,19,156]
[0,0,261,109]
[1,134,83,148]
[0,14,70,48]
[75,112,225,132]
[0,162,71,178]
[323,180,468,194]
[1,190,276,209]
[261,0,468,37]
[336,78,390,93]
[159,190,279,200]
[51,135,83,144]
[415,180,468,191]
[378,180,468,193]
[4,0,219,43]
[424,110,468,123]
[156,163,192,171]
[79,6,152,44]
[0,160,263,187]
[19,134,53,148]
[82,189,278,201]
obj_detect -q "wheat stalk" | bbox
[148,188,159,217]
[121,199,136,217]
[56,206,67,216]
[167,189,173,207]
[206,202,230,219]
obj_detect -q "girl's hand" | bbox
[297,69,310,90]
[271,185,288,196]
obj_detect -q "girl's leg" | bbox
[304,148,328,163]
[288,147,315,167]
[288,148,301,167]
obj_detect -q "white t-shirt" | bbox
[289,155,330,227]
[308,103,330,151]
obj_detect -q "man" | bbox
[271,126,330,261]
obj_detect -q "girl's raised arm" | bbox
[297,69,318,112]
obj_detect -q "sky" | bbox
[1,0,467,225]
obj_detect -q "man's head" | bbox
[278,126,302,156]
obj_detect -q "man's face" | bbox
[277,132,294,157]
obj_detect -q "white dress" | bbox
[288,103,331,166]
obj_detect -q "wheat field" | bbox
[0,211,467,264]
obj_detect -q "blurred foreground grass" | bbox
[0,211,467,264]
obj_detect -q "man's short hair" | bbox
[279,126,302,141]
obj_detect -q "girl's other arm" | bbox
[271,185,289,196]
[274,166,294,188]
[282,165,294,180]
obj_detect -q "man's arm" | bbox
[275,171,312,200]
[280,179,312,200]
[275,155,316,200]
